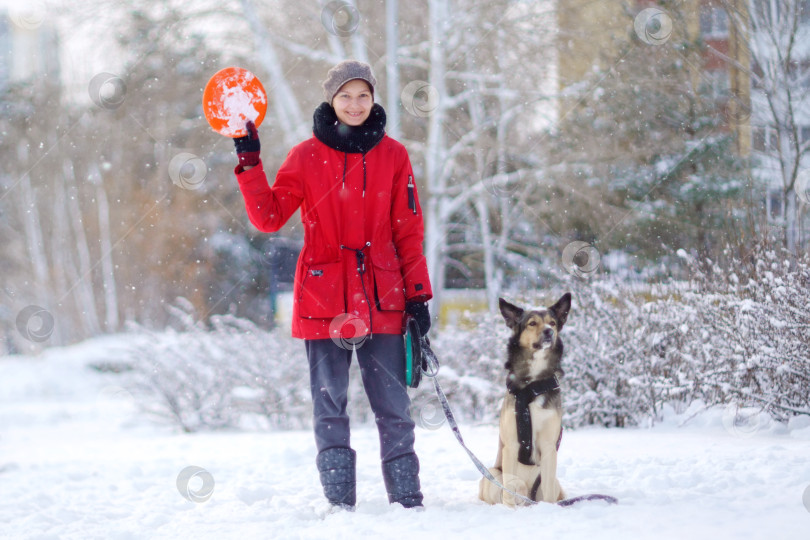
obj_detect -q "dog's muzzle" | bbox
[534,328,555,350]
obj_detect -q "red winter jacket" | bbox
[235,114,432,340]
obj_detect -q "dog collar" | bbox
[510,376,561,466]
[508,376,560,397]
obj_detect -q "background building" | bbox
[0,7,60,90]
[555,0,810,244]
[557,0,751,154]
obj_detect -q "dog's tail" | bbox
[558,494,618,506]
[529,474,617,506]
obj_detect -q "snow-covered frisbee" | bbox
[203,67,267,138]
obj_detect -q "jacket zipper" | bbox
[408,175,417,215]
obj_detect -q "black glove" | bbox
[405,301,431,336]
[234,120,261,168]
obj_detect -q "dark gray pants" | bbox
[305,334,416,463]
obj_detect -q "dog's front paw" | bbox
[502,492,517,509]
[501,473,529,508]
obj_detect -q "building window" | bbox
[756,126,810,152]
[767,188,783,221]
[700,6,729,38]
[753,126,778,153]
[801,126,810,149]
[752,127,766,151]
[790,60,810,89]
[700,68,730,97]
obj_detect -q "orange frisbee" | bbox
[203,67,267,138]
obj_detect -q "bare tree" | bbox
[238,0,309,145]
[720,0,810,251]
[0,0,562,346]
[230,0,558,312]
[418,0,557,310]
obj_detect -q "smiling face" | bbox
[331,79,373,126]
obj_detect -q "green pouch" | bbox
[404,315,423,388]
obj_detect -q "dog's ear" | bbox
[549,292,572,330]
[499,298,524,329]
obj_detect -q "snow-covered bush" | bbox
[558,281,652,428]
[433,251,810,429]
[121,299,412,432]
[427,285,649,428]
[561,246,810,426]
[118,250,810,433]
[121,299,311,432]
[671,247,810,421]
[427,287,649,428]
[425,313,510,423]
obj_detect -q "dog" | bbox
[479,293,571,507]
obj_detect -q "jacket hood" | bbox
[313,102,386,154]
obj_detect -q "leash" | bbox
[419,338,618,507]
[420,341,537,506]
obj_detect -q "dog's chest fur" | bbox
[508,343,561,391]
[528,347,552,379]
[520,348,554,406]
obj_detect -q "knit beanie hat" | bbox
[322,60,377,104]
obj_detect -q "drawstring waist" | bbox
[340,242,373,339]
[340,153,371,338]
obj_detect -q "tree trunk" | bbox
[239,0,308,146]
[476,195,498,312]
[386,0,400,140]
[425,0,450,314]
[18,145,57,344]
[346,0,369,63]
[785,188,797,252]
[62,159,101,336]
[96,179,120,332]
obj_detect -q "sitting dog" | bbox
[479,293,571,507]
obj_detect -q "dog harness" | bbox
[420,343,617,506]
[508,377,563,466]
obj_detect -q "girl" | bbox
[233,60,432,510]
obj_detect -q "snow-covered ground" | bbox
[2,336,809,540]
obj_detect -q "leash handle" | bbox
[420,337,440,378]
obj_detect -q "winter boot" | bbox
[381,453,424,508]
[316,447,356,510]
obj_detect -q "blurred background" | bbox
[1,0,808,355]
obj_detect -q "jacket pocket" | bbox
[298,261,344,318]
[372,261,406,312]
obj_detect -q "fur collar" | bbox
[312,102,386,154]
